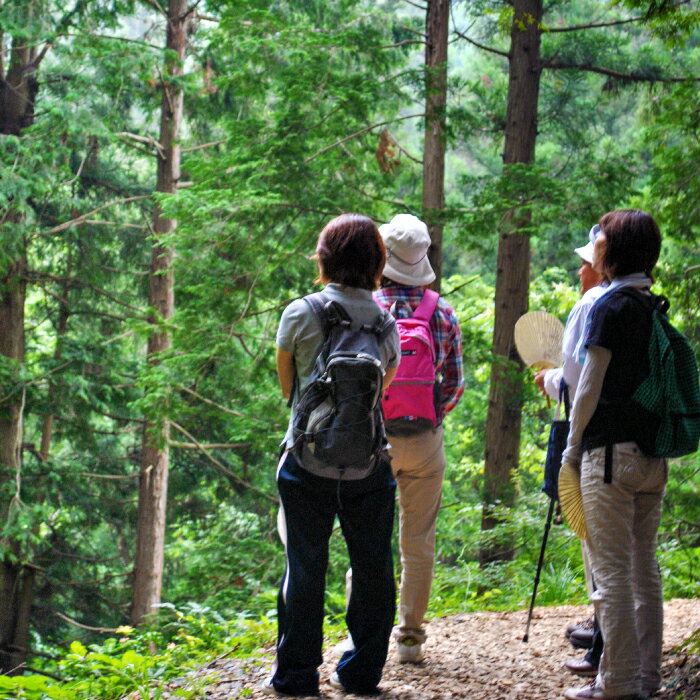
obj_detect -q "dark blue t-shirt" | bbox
[581,287,654,453]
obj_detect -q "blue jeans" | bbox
[272,453,396,696]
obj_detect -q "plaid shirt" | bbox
[374,284,464,419]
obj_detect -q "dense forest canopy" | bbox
[0,0,698,695]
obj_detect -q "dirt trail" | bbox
[197,599,699,699]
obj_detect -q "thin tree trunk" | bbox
[40,268,72,462]
[130,0,188,625]
[422,0,449,292]
[0,5,41,671]
[480,0,542,565]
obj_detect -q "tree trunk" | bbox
[130,0,188,625]
[422,0,449,292]
[480,0,542,565]
[0,9,41,672]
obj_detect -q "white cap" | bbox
[574,241,595,264]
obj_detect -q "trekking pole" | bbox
[522,497,556,643]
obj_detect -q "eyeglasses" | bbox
[589,224,601,244]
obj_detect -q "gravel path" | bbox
[196,599,699,699]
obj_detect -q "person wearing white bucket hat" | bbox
[336,214,463,663]
[376,214,463,663]
[379,214,436,287]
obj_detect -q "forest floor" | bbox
[183,598,699,700]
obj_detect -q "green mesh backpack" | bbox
[617,287,700,458]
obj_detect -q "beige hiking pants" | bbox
[389,425,446,642]
[581,442,667,697]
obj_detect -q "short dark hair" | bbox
[316,214,386,290]
[598,209,661,281]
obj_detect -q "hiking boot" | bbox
[566,616,595,650]
[564,681,644,699]
[397,636,424,663]
[566,616,594,637]
[565,657,598,677]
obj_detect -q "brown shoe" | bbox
[564,657,598,677]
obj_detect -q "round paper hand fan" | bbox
[558,462,588,540]
[514,311,564,370]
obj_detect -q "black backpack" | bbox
[616,287,700,458]
[291,293,395,471]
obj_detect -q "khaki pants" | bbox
[389,425,446,642]
[581,442,666,697]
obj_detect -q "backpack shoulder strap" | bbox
[304,291,327,322]
[412,289,440,322]
[373,307,396,344]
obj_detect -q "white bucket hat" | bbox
[378,214,435,286]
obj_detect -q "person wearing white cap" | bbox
[535,226,606,402]
[375,213,465,663]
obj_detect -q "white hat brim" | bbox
[383,254,435,286]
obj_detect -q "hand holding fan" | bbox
[514,311,564,370]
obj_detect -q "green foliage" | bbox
[0,604,276,699]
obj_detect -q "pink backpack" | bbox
[381,289,440,433]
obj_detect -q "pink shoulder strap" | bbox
[412,288,440,321]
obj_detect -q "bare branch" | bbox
[170,421,277,503]
[545,17,644,33]
[181,138,227,153]
[81,472,140,480]
[83,219,148,230]
[399,24,427,39]
[177,384,248,418]
[184,0,204,19]
[41,195,151,236]
[170,441,250,450]
[453,29,509,59]
[143,0,168,18]
[381,39,426,49]
[116,131,165,158]
[543,59,700,83]
[304,113,425,164]
[54,611,120,634]
[402,0,428,11]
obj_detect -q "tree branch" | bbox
[170,421,277,502]
[169,441,250,450]
[304,113,425,163]
[116,131,165,158]
[543,59,700,83]
[545,16,644,32]
[181,139,227,153]
[54,611,120,634]
[381,39,426,49]
[453,29,509,59]
[40,195,151,236]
